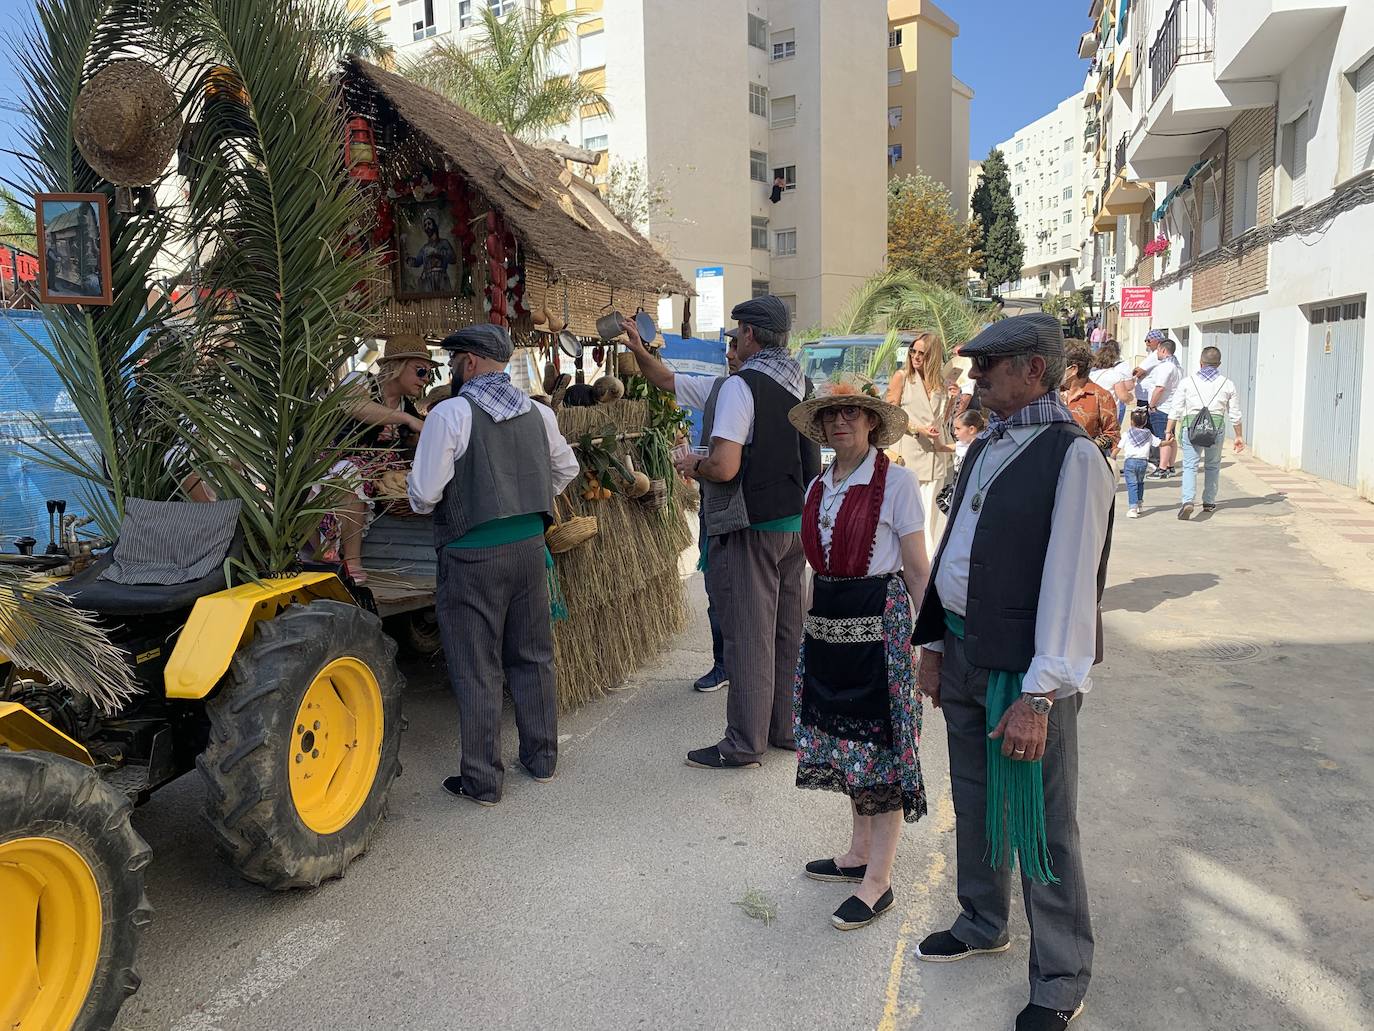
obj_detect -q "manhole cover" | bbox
[1177,640,1264,664]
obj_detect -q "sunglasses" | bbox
[414,365,435,380]
[819,404,864,423]
[970,354,1010,372]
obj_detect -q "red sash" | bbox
[802,451,889,577]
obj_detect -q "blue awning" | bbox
[1152,159,1210,221]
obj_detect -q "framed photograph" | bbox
[393,195,461,301]
[35,193,113,306]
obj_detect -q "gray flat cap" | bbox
[959,313,1065,359]
[724,294,791,337]
[439,323,514,362]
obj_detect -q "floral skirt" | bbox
[313,453,406,561]
[794,574,927,822]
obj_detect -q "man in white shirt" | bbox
[407,324,579,806]
[1131,328,1166,403]
[1165,344,1246,519]
[621,328,739,694]
[910,314,1113,1031]
[1142,338,1182,477]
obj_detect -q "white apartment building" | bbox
[1084,0,1374,498]
[996,90,1097,300]
[373,0,887,333]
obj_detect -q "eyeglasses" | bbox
[819,404,864,423]
[970,354,1010,372]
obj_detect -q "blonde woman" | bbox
[886,331,954,544]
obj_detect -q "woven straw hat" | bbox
[380,334,438,364]
[74,60,184,187]
[789,374,909,449]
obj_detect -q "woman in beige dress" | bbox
[885,331,953,545]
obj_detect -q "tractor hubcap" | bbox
[288,657,384,834]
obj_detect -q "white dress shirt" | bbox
[1134,350,1160,401]
[806,448,925,575]
[1165,374,1243,426]
[923,426,1114,699]
[407,397,579,514]
[1143,358,1182,409]
[673,373,722,413]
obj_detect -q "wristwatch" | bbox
[1021,694,1053,716]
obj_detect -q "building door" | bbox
[1228,318,1259,438]
[1174,326,1191,373]
[1303,300,1366,486]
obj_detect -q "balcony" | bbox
[1215,1,1345,82]
[1128,0,1276,180]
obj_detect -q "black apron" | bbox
[800,573,893,746]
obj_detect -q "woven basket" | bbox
[616,351,640,378]
[546,496,599,554]
[637,478,668,513]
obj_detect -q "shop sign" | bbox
[1121,286,1153,319]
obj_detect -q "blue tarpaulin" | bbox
[657,333,727,447]
[0,310,96,541]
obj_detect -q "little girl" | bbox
[936,410,986,514]
[1120,408,1161,518]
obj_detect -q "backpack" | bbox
[1186,377,1226,448]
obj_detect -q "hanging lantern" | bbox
[345,116,379,183]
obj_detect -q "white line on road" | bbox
[171,919,345,1031]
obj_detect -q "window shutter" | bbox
[1292,111,1309,204]
[1354,56,1374,174]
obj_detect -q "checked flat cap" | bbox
[959,313,1065,360]
[724,294,791,337]
[439,323,514,362]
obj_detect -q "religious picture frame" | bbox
[393,194,461,301]
[35,192,114,306]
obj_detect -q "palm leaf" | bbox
[0,563,139,713]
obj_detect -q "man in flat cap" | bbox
[910,314,1113,1031]
[408,323,580,805]
[670,295,819,769]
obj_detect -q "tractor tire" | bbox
[394,606,443,658]
[0,749,152,1031]
[198,599,405,891]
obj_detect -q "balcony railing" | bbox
[1114,134,1128,178]
[1151,0,1214,102]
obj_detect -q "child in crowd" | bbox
[1120,408,1160,519]
[952,409,985,469]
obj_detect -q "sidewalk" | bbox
[1242,456,1374,551]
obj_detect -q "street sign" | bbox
[695,266,725,334]
[1121,286,1153,319]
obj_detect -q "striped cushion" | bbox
[99,498,242,585]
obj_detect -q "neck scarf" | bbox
[802,450,888,577]
[982,391,1075,441]
[1197,365,1221,381]
[741,347,805,400]
[1126,426,1153,447]
[460,371,530,422]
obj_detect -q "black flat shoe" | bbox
[831,888,894,930]
[1014,1002,1084,1030]
[685,745,760,769]
[804,858,867,883]
[441,775,497,806]
[914,928,1011,962]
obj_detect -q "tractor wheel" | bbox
[395,606,443,658]
[0,750,152,1031]
[198,599,404,890]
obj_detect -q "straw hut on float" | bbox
[342,59,697,709]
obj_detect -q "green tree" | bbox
[887,172,981,289]
[402,5,609,140]
[970,148,1024,290]
[0,188,36,249]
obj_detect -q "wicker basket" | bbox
[637,477,668,513]
[546,496,599,554]
[616,351,640,378]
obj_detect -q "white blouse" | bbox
[806,448,926,576]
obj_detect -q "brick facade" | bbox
[1190,107,1275,312]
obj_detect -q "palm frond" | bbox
[147,0,383,574]
[0,564,139,713]
[304,0,393,65]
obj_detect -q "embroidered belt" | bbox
[803,613,884,645]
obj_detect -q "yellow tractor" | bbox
[0,536,405,1029]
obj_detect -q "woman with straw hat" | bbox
[787,375,932,931]
[314,334,439,582]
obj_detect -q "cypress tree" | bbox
[970,148,1025,290]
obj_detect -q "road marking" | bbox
[172,919,345,1031]
[877,795,954,1031]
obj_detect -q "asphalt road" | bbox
[114,458,1374,1031]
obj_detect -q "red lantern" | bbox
[345,116,379,183]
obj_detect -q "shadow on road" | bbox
[1102,572,1220,612]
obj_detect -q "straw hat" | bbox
[789,374,909,449]
[380,334,439,365]
[73,60,184,187]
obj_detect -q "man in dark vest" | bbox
[911,314,1113,1031]
[620,322,741,695]
[670,296,820,769]
[407,323,580,806]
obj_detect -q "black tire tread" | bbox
[0,749,151,1031]
[198,600,405,890]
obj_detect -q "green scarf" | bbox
[943,610,1057,884]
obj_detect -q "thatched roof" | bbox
[344,59,690,298]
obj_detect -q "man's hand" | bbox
[988,696,1048,761]
[917,649,942,708]
[619,315,645,353]
[1234,437,1246,454]
[672,452,700,479]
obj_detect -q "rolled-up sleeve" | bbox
[407,399,471,514]
[539,404,581,495]
[1023,437,1114,698]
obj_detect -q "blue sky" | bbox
[0,0,1090,193]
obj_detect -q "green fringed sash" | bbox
[943,610,1057,885]
[546,547,568,623]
